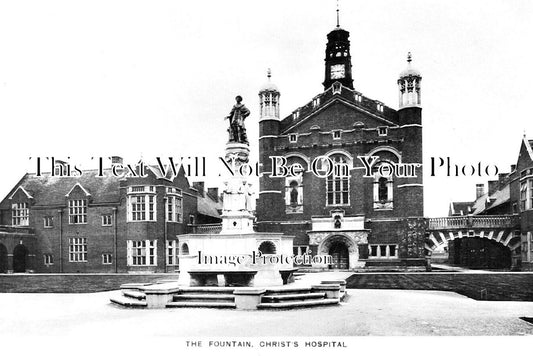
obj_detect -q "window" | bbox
[102,254,112,264]
[292,110,300,120]
[332,130,342,139]
[68,200,87,224]
[520,179,533,211]
[289,134,298,143]
[69,237,87,262]
[373,164,394,210]
[293,246,310,256]
[376,102,384,112]
[166,192,183,223]
[285,174,303,214]
[378,127,388,136]
[43,254,53,265]
[332,82,342,94]
[43,216,54,228]
[313,96,321,108]
[369,244,398,259]
[11,202,29,226]
[326,155,350,206]
[530,180,533,210]
[127,186,156,222]
[167,240,179,266]
[354,92,362,102]
[102,215,113,226]
[189,214,195,225]
[127,240,157,266]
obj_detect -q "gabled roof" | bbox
[65,183,91,197]
[471,184,510,215]
[449,201,473,216]
[525,137,533,161]
[282,96,397,134]
[8,186,34,200]
[0,170,120,208]
[196,193,222,219]
[280,82,399,133]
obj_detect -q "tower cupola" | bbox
[323,6,353,90]
[398,52,422,109]
[258,69,280,120]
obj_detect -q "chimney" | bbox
[192,181,205,196]
[207,188,219,202]
[487,181,499,196]
[111,156,123,165]
[510,164,516,172]
[475,184,485,199]
[498,173,509,189]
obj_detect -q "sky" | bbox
[0,0,532,217]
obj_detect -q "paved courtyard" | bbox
[0,287,531,337]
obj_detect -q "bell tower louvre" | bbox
[322,6,354,90]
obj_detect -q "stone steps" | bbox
[264,287,312,295]
[178,287,236,294]
[110,296,148,308]
[122,290,146,300]
[166,301,236,309]
[173,294,235,303]
[261,292,325,302]
[257,298,340,309]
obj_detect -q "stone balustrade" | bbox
[428,215,519,230]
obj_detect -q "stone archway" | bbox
[329,241,349,269]
[318,234,358,269]
[13,244,28,273]
[0,243,8,273]
[426,230,519,270]
[181,243,189,255]
[258,241,277,254]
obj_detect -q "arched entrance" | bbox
[13,244,28,273]
[329,241,349,269]
[448,237,511,269]
[0,244,8,273]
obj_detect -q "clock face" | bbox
[331,64,345,79]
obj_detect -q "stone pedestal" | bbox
[177,255,197,286]
[233,288,266,310]
[143,283,180,309]
[312,284,341,299]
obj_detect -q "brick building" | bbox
[447,136,533,270]
[0,159,221,273]
[255,22,426,270]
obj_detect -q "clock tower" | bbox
[322,24,354,90]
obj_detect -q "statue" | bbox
[225,95,250,144]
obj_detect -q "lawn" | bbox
[0,274,177,293]
[346,273,533,301]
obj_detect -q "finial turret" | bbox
[398,52,422,109]
[259,68,280,120]
[336,0,340,28]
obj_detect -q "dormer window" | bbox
[332,82,342,94]
[354,92,362,102]
[289,134,298,143]
[376,102,384,112]
[313,96,320,108]
[378,127,388,136]
[333,130,342,140]
[292,110,300,120]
